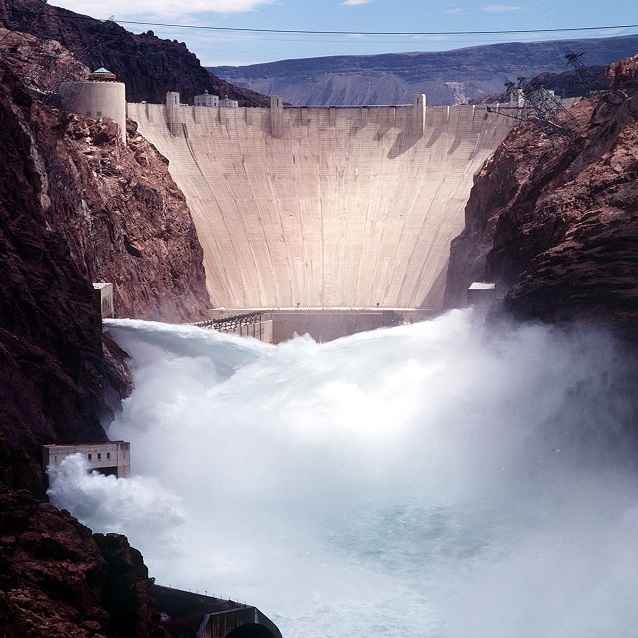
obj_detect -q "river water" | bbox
[49,310,638,637]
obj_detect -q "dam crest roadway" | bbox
[127,94,520,313]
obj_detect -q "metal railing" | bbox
[194,311,267,340]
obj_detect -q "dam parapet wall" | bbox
[127,97,519,310]
[129,99,511,142]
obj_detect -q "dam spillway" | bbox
[127,99,518,311]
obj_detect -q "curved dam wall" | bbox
[127,100,517,310]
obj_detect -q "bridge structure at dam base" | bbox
[127,96,520,323]
[196,307,433,343]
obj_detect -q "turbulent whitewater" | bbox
[49,311,638,637]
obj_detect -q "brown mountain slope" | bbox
[0,486,166,638]
[0,0,268,105]
[0,33,109,492]
[1,26,211,322]
[0,27,210,492]
[212,34,638,106]
[445,55,638,334]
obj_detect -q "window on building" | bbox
[97,111,102,117]
[88,453,92,460]
[107,452,111,459]
[98,453,102,460]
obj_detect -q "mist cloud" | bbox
[49,311,638,636]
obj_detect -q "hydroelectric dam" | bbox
[125,94,518,336]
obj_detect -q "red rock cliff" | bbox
[1,28,211,322]
[0,486,167,638]
[446,55,638,333]
[0,28,210,493]
[0,0,268,106]
[0,32,108,492]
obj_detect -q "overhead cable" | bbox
[33,14,638,37]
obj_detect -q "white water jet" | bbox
[49,310,638,637]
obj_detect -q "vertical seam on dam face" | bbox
[127,102,517,311]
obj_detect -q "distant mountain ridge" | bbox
[211,34,638,106]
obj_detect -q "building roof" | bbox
[468,282,496,291]
[89,67,117,81]
[43,441,129,448]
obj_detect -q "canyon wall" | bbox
[0,27,210,494]
[0,0,267,106]
[446,56,638,334]
[0,32,108,492]
[129,101,518,311]
[42,112,211,322]
[0,22,247,638]
[0,486,165,638]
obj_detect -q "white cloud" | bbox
[49,0,273,19]
[444,7,465,15]
[481,3,520,12]
[342,0,370,5]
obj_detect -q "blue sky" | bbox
[52,0,638,66]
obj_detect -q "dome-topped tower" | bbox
[88,67,118,82]
[59,68,126,143]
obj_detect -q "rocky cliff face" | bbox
[0,22,247,638]
[0,0,268,106]
[52,114,210,322]
[445,55,638,334]
[0,487,166,638]
[0,31,107,493]
[0,27,210,494]
[2,26,211,321]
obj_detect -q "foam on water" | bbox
[49,310,638,637]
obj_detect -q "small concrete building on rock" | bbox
[43,441,131,478]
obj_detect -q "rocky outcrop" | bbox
[0,487,166,638]
[1,26,211,321]
[0,35,108,492]
[0,26,212,629]
[40,110,211,322]
[445,55,638,334]
[0,27,210,492]
[0,0,268,106]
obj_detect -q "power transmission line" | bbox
[31,14,638,37]
[118,20,638,36]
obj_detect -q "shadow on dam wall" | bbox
[127,100,518,312]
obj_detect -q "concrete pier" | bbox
[414,94,426,136]
[467,282,498,311]
[93,282,114,319]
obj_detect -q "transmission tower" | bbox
[565,50,591,95]
[525,86,578,132]
[486,74,578,136]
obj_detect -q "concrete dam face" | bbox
[127,99,516,311]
